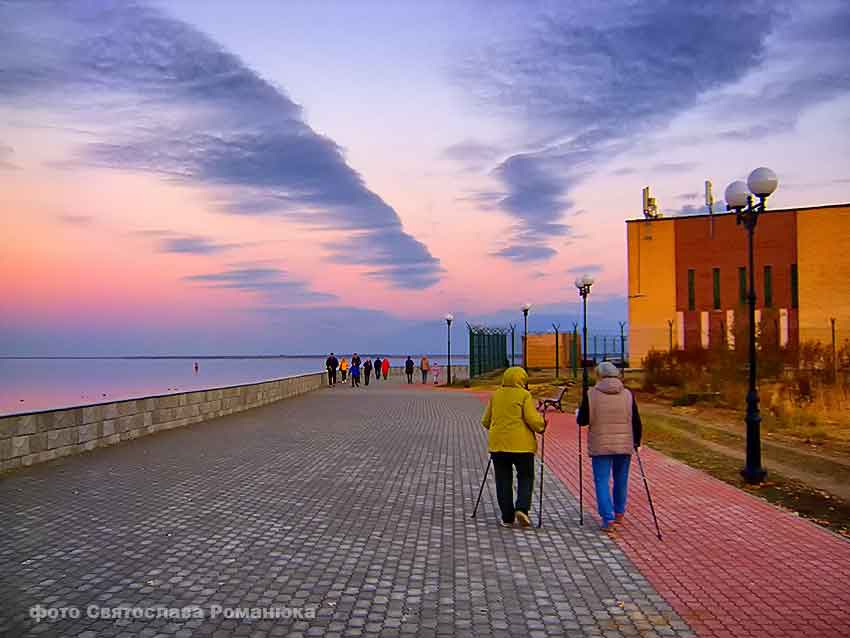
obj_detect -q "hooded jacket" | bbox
[381,359,390,374]
[481,367,546,453]
[578,377,642,456]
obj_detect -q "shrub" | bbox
[672,393,698,407]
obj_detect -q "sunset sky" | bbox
[2,0,849,355]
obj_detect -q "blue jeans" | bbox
[591,454,631,525]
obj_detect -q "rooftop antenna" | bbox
[706,180,715,238]
[642,186,660,219]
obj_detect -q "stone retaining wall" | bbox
[0,372,326,473]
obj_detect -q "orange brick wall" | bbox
[523,333,581,369]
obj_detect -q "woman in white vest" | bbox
[577,361,643,531]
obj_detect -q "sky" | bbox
[1,0,849,356]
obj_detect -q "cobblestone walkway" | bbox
[0,385,690,637]
[541,408,850,638]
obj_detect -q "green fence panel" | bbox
[467,324,509,378]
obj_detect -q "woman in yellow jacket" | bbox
[339,357,349,383]
[481,367,546,527]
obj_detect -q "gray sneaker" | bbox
[499,520,513,528]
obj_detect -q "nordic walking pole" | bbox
[635,448,662,540]
[537,404,548,528]
[578,409,584,526]
[471,458,492,518]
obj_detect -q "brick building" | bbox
[627,203,850,365]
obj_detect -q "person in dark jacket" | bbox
[405,356,415,383]
[363,358,373,385]
[373,357,382,382]
[577,361,642,531]
[325,353,338,386]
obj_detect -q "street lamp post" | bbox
[510,323,516,366]
[574,274,593,527]
[522,303,531,370]
[445,313,454,386]
[575,275,594,396]
[725,166,778,484]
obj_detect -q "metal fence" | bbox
[468,324,509,377]
[586,332,630,365]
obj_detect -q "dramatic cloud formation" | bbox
[457,0,850,261]
[159,236,242,256]
[442,140,503,173]
[184,267,336,305]
[0,0,441,289]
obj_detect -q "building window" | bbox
[688,269,695,311]
[738,267,747,305]
[713,268,721,310]
[790,263,798,309]
[764,265,773,308]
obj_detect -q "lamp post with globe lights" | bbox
[445,314,454,385]
[522,303,532,370]
[724,167,779,484]
[575,274,594,396]
[574,273,593,526]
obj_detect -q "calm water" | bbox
[0,356,467,415]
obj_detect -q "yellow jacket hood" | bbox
[501,366,528,388]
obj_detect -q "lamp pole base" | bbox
[741,466,767,484]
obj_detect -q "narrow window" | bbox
[688,269,696,311]
[764,265,773,308]
[738,267,747,305]
[713,268,721,310]
[790,263,798,309]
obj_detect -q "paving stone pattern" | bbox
[540,408,850,638]
[0,385,690,637]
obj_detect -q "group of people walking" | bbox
[480,361,642,531]
[325,353,389,387]
[324,354,437,387]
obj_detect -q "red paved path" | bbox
[541,409,850,638]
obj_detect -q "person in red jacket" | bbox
[381,357,390,380]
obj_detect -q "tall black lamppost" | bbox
[575,275,594,396]
[445,313,454,385]
[724,166,778,484]
[522,302,532,370]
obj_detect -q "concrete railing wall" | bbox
[0,372,326,473]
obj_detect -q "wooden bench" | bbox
[537,381,576,413]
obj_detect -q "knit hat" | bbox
[596,361,620,378]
